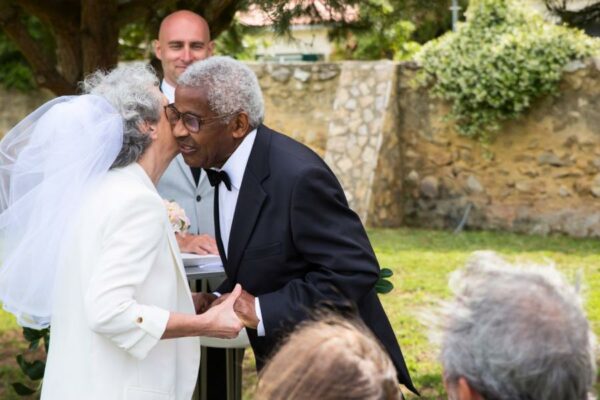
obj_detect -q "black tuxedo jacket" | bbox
[217,125,417,394]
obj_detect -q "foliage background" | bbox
[417,0,599,142]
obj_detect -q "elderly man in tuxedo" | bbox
[169,56,418,395]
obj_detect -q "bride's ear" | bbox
[147,124,158,140]
[139,121,158,140]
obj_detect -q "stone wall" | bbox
[0,88,53,137]
[400,59,600,237]
[248,59,600,236]
[324,61,403,226]
[2,59,600,237]
[248,61,404,227]
[247,62,341,157]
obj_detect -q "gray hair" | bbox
[178,56,264,129]
[82,62,162,168]
[434,251,597,400]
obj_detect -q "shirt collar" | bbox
[161,80,175,104]
[219,129,257,191]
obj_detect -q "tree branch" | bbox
[81,0,119,73]
[0,0,72,94]
[17,0,79,27]
[198,0,241,38]
[117,0,170,27]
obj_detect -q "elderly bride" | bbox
[0,63,243,399]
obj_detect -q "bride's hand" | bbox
[199,284,244,338]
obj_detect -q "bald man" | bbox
[154,10,214,101]
[154,12,232,399]
[155,11,218,256]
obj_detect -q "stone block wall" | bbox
[2,59,600,237]
[247,62,341,157]
[247,61,404,227]
[249,59,600,236]
[325,61,403,226]
[0,88,53,137]
[400,59,600,237]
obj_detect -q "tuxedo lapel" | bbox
[226,127,271,280]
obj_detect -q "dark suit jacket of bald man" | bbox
[216,125,417,394]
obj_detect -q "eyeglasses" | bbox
[164,104,237,133]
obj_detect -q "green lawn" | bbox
[2,228,599,399]
[369,228,600,399]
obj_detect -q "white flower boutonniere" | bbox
[163,199,190,234]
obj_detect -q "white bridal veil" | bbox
[0,95,123,329]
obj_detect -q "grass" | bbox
[2,228,600,399]
[369,228,600,399]
[0,314,39,400]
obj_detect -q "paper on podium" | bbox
[181,253,221,267]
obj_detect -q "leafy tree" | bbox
[0,31,35,91]
[0,14,54,91]
[214,21,262,61]
[393,0,469,44]
[0,0,358,94]
[331,12,420,61]
[330,0,468,61]
[418,0,599,142]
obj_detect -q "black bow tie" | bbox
[204,169,232,191]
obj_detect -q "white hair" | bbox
[435,251,597,400]
[82,62,162,168]
[178,56,264,129]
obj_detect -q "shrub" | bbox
[416,0,599,142]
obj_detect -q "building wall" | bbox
[251,26,334,61]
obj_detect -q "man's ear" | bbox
[231,113,250,139]
[207,40,215,57]
[153,39,162,59]
[456,377,483,400]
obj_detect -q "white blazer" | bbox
[41,163,200,400]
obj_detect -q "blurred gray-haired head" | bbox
[178,56,264,129]
[434,251,596,400]
[82,62,162,168]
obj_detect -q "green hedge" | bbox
[417,0,599,142]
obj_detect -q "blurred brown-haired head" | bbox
[255,313,402,400]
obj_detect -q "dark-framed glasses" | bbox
[164,103,237,133]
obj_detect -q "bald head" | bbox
[154,10,214,87]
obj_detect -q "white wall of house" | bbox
[250,25,333,61]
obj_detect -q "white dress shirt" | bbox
[161,80,176,103]
[213,129,265,335]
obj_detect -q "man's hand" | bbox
[191,292,217,314]
[233,289,259,329]
[176,233,219,255]
[209,293,230,309]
